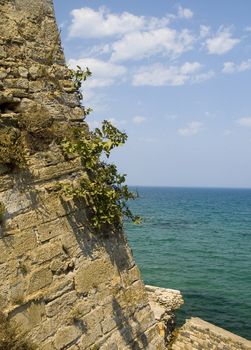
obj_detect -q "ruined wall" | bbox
[146,286,183,346]
[0,1,165,349]
[171,318,251,350]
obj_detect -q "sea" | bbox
[125,187,251,340]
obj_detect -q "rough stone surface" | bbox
[1,2,250,350]
[0,0,165,349]
[171,317,251,350]
[146,285,184,346]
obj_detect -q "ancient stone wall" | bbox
[146,285,183,346]
[171,317,251,350]
[0,1,165,349]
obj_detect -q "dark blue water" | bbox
[125,187,251,339]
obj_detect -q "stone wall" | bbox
[146,285,183,346]
[171,317,251,350]
[0,1,165,349]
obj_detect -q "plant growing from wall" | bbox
[69,65,92,103]
[62,67,141,230]
[62,121,141,229]
[0,125,24,168]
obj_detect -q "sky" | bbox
[53,0,251,188]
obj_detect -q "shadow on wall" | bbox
[112,298,149,350]
[60,197,134,272]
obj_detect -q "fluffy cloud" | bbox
[111,28,195,61]
[180,62,202,74]
[68,7,175,39]
[191,70,215,83]
[133,116,146,124]
[222,62,235,73]
[68,7,195,62]
[237,117,251,127]
[205,27,240,55]
[132,62,203,86]
[68,58,127,88]
[68,7,145,38]
[178,6,193,19]
[178,122,203,136]
[222,59,251,73]
[200,25,210,38]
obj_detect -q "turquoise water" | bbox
[125,187,251,340]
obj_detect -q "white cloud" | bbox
[178,122,203,136]
[68,6,195,63]
[133,116,146,124]
[205,27,240,55]
[83,43,112,57]
[180,62,202,74]
[68,7,175,39]
[237,117,251,127]
[68,7,145,38]
[245,26,251,32]
[68,58,127,88]
[200,25,210,38]
[222,59,251,73]
[239,59,251,71]
[222,62,235,73]
[191,70,215,83]
[178,6,193,19]
[111,28,195,61]
[132,62,203,86]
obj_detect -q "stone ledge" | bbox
[172,317,251,350]
[146,284,184,319]
[187,317,251,348]
[146,284,184,346]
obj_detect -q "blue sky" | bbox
[53,1,251,188]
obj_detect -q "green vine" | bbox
[62,67,141,230]
[69,65,92,103]
[62,121,141,229]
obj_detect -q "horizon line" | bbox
[127,184,251,190]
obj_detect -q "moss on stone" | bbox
[0,125,23,168]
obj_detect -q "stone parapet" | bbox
[171,317,251,350]
[146,285,184,345]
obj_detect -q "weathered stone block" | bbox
[75,258,117,294]
[29,80,46,92]
[18,66,29,78]
[31,241,63,264]
[54,325,81,350]
[12,230,38,256]
[11,301,45,333]
[27,266,53,294]
[46,290,77,318]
